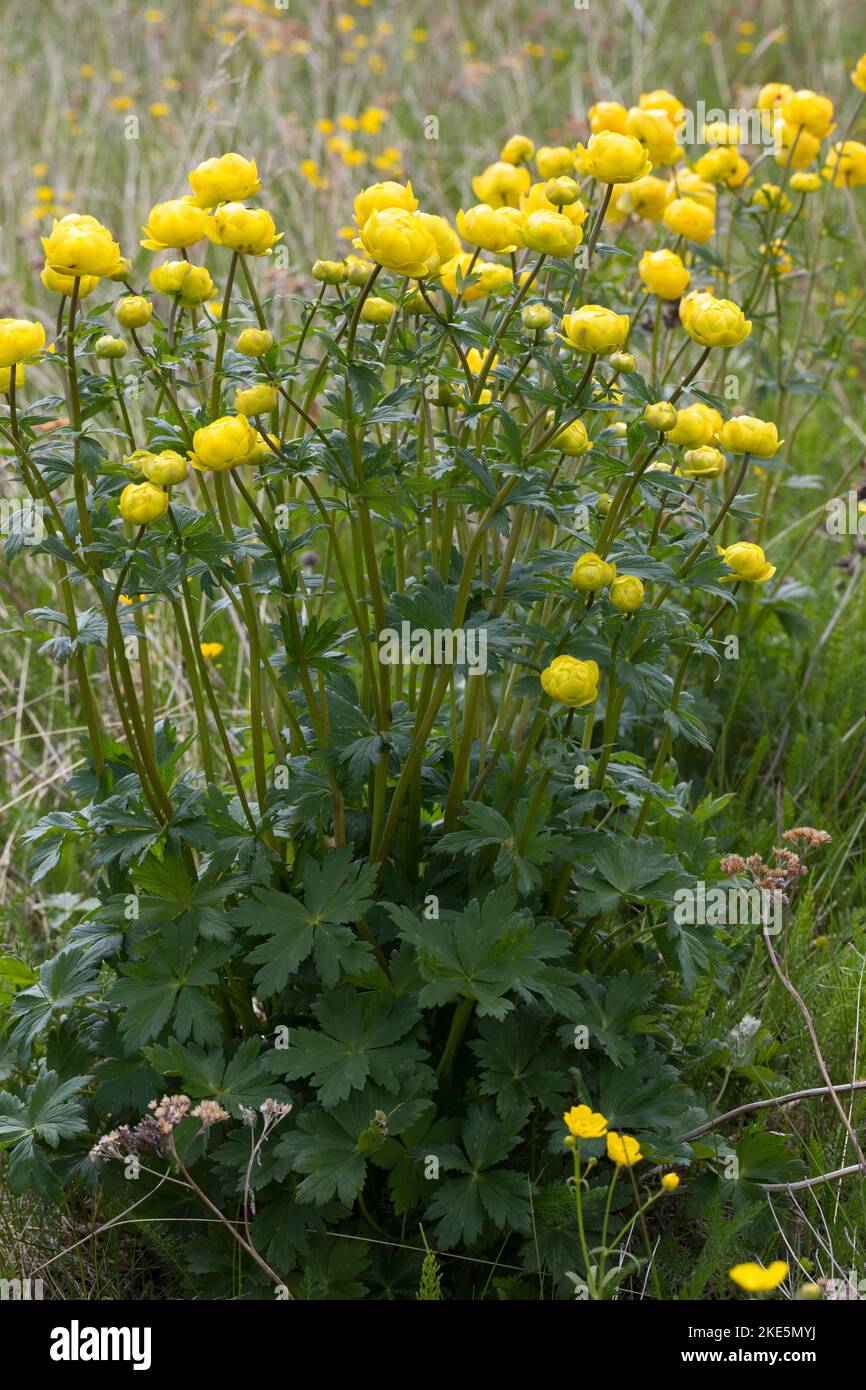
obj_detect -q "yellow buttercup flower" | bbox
[149,260,214,305]
[571,552,616,591]
[115,296,153,329]
[540,655,600,707]
[561,304,630,355]
[41,265,99,298]
[470,161,532,208]
[119,481,168,524]
[667,404,718,449]
[141,198,207,251]
[456,203,523,253]
[729,1261,788,1294]
[661,1172,680,1191]
[42,213,125,278]
[639,248,690,300]
[235,382,278,416]
[588,101,628,135]
[685,295,751,348]
[535,145,575,179]
[199,642,224,660]
[669,170,717,211]
[358,208,438,277]
[188,152,261,208]
[563,1104,608,1139]
[139,450,188,485]
[551,416,590,456]
[717,415,781,457]
[0,318,46,368]
[822,140,866,188]
[609,575,645,612]
[575,131,653,184]
[718,541,776,583]
[500,134,535,165]
[663,196,715,243]
[236,327,273,357]
[606,1132,642,1166]
[354,179,418,225]
[520,208,580,256]
[190,414,259,472]
[682,446,727,478]
[781,89,835,139]
[204,203,281,256]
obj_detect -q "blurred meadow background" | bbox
[2,0,866,1296]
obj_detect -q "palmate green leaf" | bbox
[145,1036,289,1114]
[0,1070,90,1197]
[387,884,578,1019]
[236,846,378,993]
[277,1080,433,1206]
[470,1010,573,1121]
[107,921,232,1050]
[570,834,689,915]
[424,1104,532,1249]
[8,948,99,1049]
[562,972,658,1068]
[270,989,426,1108]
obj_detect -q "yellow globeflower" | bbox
[781,89,835,139]
[717,415,781,457]
[312,259,347,285]
[535,144,575,179]
[456,203,523,253]
[544,175,582,206]
[42,212,125,278]
[190,414,259,472]
[609,575,645,612]
[353,179,418,225]
[752,182,792,213]
[588,101,629,134]
[0,364,24,393]
[644,401,677,431]
[561,304,630,355]
[360,297,395,325]
[790,170,822,193]
[625,106,682,167]
[638,248,690,300]
[757,82,793,112]
[685,295,751,348]
[717,541,776,583]
[728,1262,788,1294]
[563,1105,608,1139]
[773,120,821,169]
[236,327,273,357]
[726,154,751,189]
[669,170,717,211]
[199,642,224,660]
[149,260,214,305]
[41,265,100,298]
[141,198,207,251]
[188,152,260,207]
[575,131,653,183]
[358,208,438,277]
[618,174,670,221]
[606,1132,642,1166]
[540,654,600,707]
[204,203,281,255]
[520,209,580,256]
[521,180,587,229]
[639,88,684,124]
[115,295,153,329]
[694,145,741,184]
[661,1172,680,1191]
[667,404,718,449]
[500,133,535,165]
[140,450,188,485]
[681,446,727,478]
[235,382,278,416]
[470,160,532,208]
[119,481,168,524]
[663,196,715,243]
[552,417,590,456]
[415,213,462,267]
[571,552,616,591]
[822,141,866,188]
[852,54,866,93]
[0,318,46,368]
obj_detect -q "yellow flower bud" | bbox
[609,351,636,373]
[717,415,781,457]
[500,134,535,165]
[149,260,215,305]
[575,131,653,184]
[609,574,645,612]
[235,382,278,416]
[521,209,580,257]
[42,213,125,279]
[684,295,751,348]
[639,88,684,123]
[535,145,575,179]
[188,152,261,208]
[639,248,690,300]
[236,327,273,357]
[119,481,168,524]
[190,414,259,472]
[693,145,741,183]
[312,259,348,284]
[456,204,523,253]
[644,401,678,431]
[757,83,793,112]
[0,318,46,368]
[521,303,552,331]
[667,404,718,448]
[570,552,616,592]
[94,334,127,359]
[661,1172,680,1191]
[752,182,792,212]
[540,654,600,707]
[773,121,821,170]
[115,295,153,329]
[551,416,590,456]
[588,101,629,135]
[141,198,207,251]
[717,541,776,583]
[359,296,395,325]
[561,304,630,355]
[544,176,581,206]
[681,446,727,478]
[140,450,188,485]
